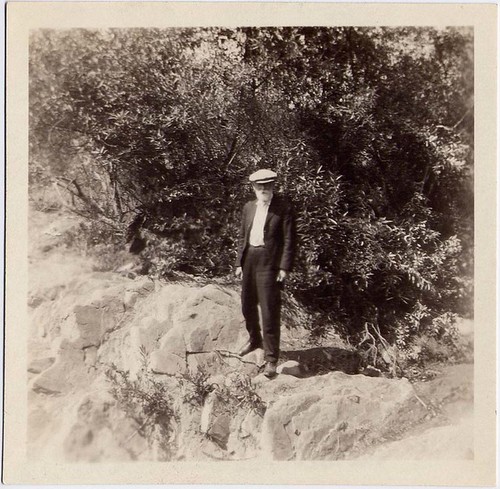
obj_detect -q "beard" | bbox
[255,190,273,203]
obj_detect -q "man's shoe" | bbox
[238,339,262,357]
[264,362,277,378]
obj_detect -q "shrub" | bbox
[105,348,177,458]
[177,366,216,407]
[399,312,472,371]
[216,371,267,417]
[179,368,266,417]
[31,27,473,358]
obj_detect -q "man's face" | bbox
[252,182,274,203]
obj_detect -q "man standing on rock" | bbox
[235,169,296,378]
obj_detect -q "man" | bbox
[235,169,295,378]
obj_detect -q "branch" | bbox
[54,177,121,230]
[435,108,472,132]
[452,108,472,129]
[47,116,68,144]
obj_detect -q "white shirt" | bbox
[249,200,271,246]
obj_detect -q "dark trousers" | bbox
[241,246,281,363]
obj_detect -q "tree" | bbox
[30,27,473,355]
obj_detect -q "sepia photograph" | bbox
[4,2,496,486]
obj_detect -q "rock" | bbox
[28,295,44,309]
[174,286,243,352]
[28,357,55,374]
[62,394,149,462]
[363,365,382,377]
[412,363,474,421]
[29,285,66,309]
[150,350,186,375]
[31,347,95,396]
[200,392,231,448]
[259,372,423,460]
[227,408,264,459]
[186,325,210,352]
[72,299,124,348]
[137,284,188,325]
[276,360,303,377]
[240,409,263,439]
[129,317,165,353]
[186,352,224,375]
[83,346,98,367]
[28,235,473,465]
[123,289,140,309]
[261,392,321,460]
[158,326,186,354]
[123,279,156,310]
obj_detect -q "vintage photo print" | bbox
[4,1,496,486]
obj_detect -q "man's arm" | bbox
[235,203,249,269]
[279,203,296,273]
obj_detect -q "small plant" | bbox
[178,367,267,417]
[393,312,473,379]
[105,347,177,457]
[216,372,267,417]
[177,366,216,407]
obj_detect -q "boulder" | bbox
[150,350,186,375]
[227,408,264,459]
[122,279,156,310]
[62,393,149,462]
[71,298,124,348]
[174,285,244,353]
[135,283,196,328]
[144,284,250,376]
[129,317,166,354]
[200,392,232,448]
[258,372,425,460]
[276,360,303,377]
[158,326,187,354]
[31,345,95,396]
[28,357,55,374]
[261,392,321,460]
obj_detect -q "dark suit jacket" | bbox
[236,195,296,272]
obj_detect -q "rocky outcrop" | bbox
[28,270,258,461]
[28,232,474,463]
[256,371,427,460]
[147,284,253,376]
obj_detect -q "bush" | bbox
[177,367,216,407]
[216,372,267,417]
[399,312,473,370]
[105,348,178,458]
[31,27,473,357]
[178,368,266,417]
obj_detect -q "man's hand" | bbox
[276,269,288,282]
[235,267,243,279]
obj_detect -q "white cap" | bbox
[249,169,277,184]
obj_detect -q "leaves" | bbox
[30,27,473,350]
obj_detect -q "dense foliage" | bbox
[30,27,473,358]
